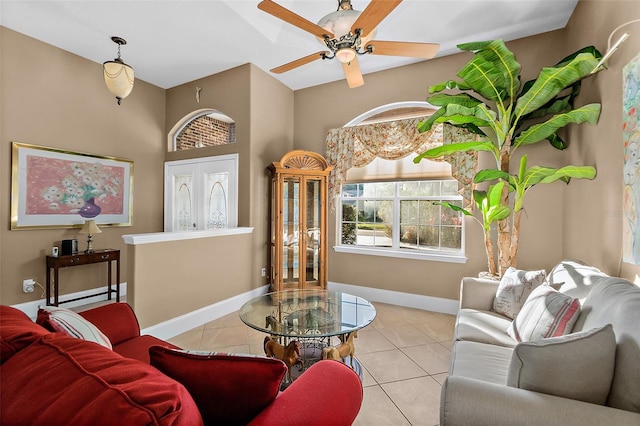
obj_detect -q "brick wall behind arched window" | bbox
[176,115,235,150]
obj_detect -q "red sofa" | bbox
[0,303,363,425]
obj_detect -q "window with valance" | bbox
[325,119,480,209]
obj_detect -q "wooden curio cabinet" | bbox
[268,150,333,292]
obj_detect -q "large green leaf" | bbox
[513,104,601,148]
[540,165,597,183]
[429,80,473,94]
[510,164,597,211]
[474,169,510,183]
[414,140,498,163]
[427,93,484,108]
[457,40,521,103]
[486,181,503,209]
[554,46,602,68]
[433,201,473,217]
[514,52,600,118]
[521,166,563,187]
[417,102,488,135]
[473,189,487,207]
[488,205,511,224]
[418,103,495,130]
[522,95,573,120]
[547,133,567,150]
[417,108,446,132]
[518,47,598,115]
[472,184,510,230]
[485,182,511,223]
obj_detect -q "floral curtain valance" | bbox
[325,118,479,209]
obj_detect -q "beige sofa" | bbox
[442,260,640,425]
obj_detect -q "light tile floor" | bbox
[167,302,455,426]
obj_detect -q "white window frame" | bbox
[335,180,466,263]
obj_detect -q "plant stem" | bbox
[484,229,497,276]
[497,137,512,276]
[510,208,523,268]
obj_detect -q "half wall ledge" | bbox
[122,227,254,245]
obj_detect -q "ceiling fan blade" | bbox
[271,51,329,74]
[365,40,439,58]
[342,57,364,88]
[351,0,402,38]
[258,0,334,39]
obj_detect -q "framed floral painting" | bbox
[11,142,133,229]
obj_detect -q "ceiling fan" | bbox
[258,0,440,88]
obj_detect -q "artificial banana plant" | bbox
[415,40,602,277]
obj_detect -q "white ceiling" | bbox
[0,0,579,91]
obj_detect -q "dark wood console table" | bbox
[45,249,120,306]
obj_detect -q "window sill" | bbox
[333,245,467,263]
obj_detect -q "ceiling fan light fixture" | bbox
[336,47,356,63]
[103,36,134,105]
[317,8,377,45]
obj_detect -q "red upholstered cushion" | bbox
[0,305,49,364]
[78,302,141,345]
[114,335,180,363]
[248,360,364,426]
[149,346,287,426]
[0,333,203,426]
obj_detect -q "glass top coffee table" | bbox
[239,289,376,382]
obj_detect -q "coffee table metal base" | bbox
[283,343,363,387]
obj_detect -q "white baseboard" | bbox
[12,283,128,320]
[144,283,458,340]
[328,281,459,315]
[140,285,271,340]
[12,282,458,339]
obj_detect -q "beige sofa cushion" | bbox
[546,260,607,302]
[449,340,513,385]
[507,324,616,405]
[492,267,546,319]
[573,277,640,413]
[454,308,515,348]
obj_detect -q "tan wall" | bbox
[562,0,640,282]
[127,233,254,328]
[248,64,295,287]
[0,27,166,306]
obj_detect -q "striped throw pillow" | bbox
[507,285,580,342]
[37,306,112,349]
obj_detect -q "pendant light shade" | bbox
[103,36,134,105]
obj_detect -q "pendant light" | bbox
[103,36,134,105]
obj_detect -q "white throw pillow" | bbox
[507,324,616,405]
[507,285,580,342]
[37,306,112,349]
[493,267,546,319]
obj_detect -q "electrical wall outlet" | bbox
[23,279,35,293]
[261,268,267,277]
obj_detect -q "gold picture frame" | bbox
[11,142,134,229]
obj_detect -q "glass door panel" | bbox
[282,177,300,288]
[304,178,322,286]
[175,175,194,231]
[204,171,228,229]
